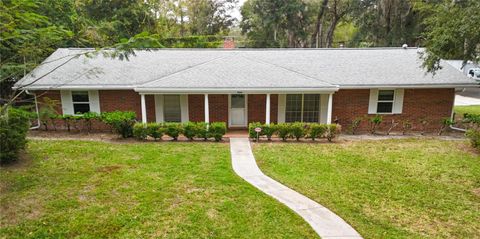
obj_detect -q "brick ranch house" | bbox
[15,47,478,132]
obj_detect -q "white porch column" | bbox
[265,93,271,125]
[204,94,209,124]
[141,94,147,123]
[327,93,333,124]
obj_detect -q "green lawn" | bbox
[254,139,480,239]
[454,105,480,116]
[0,140,318,238]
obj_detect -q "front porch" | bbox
[139,93,334,128]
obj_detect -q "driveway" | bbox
[455,88,480,106]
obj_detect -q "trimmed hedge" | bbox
[0,107,34,164]
[132,121,226,141]
[208,122,227,142]
[101,111,136,138]
[248,122,341,142]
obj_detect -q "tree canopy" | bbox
[1,0,478,101]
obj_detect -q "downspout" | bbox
[449,91,467,132]
[25,90,41,130]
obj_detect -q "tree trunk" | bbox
[311,0,329,48]
[325,17,339,48]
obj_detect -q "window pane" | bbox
[303,94,320,122]
[286,94,302,122]
[231,94,245,108]
[72,91,89,102]
[73,103,90,114]
[378,90,394,101]
[377,102,393,113]
[164,95,181,122]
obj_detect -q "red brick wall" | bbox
[209,94,229,123]
[332,88,455,132]
[99,90,155,122]
[188,94,205,122]
[248,94,278,123]
[188,94,229,124]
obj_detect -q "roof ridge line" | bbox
[137,54,231,87]
[239,54,338,87]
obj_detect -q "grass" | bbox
[454,105,480,116]
[253,139,480,238]
[0,140,318,238]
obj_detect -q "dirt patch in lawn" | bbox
[96,165,123,173]
[472,188,480,198]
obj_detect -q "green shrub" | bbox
[208,122,226,142]
[466,129,480,149]
[0,107,33,164]
[133,123,148,140]
[101,111,137,138]
[326,124,341,142]
[195,122,208,140]
[59,114,73,132]
[248,122,263,139]
[464,113,480,124]
[164,122,183,140]
[82,112,99,132]
[401,120,412,135]
[309,123,327,140]
[290,122,306,141]
[147,123,163,140]
[369,115,383,134]
[262,123,277,140]
[277,123,290,141]
[183,122,197,140]
[438,118,454,135]
[350,117,362,135]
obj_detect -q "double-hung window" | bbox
[285,94,320,122]
[163,95,181,122]
[376,90,395,113]
[72,91,90,114]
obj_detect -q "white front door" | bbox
[230,94,247,127]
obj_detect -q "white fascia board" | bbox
[340,84,479,89]
[18,85,135,90]
[134,87,340,94]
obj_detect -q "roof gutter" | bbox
[15,85,136,90]
[339,84,479,89]
[134,87,340,94]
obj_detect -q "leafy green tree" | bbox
[241,0,309,47]
[350,0,423,47]
[421,0,480,73]
[0,0,73,98]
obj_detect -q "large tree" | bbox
[351,0,422,47]
[241,0,309,47]
[421,0,480,73]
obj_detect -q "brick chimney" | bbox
[223,37,235,49]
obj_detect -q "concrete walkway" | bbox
[229,138,362,239]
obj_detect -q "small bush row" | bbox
[248,122,341,142]
[349,115,455,135]
[133,121,226,141]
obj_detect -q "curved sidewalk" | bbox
[230,138,362,239]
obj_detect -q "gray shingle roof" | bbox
[16,48,478,91]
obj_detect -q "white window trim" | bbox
[60,90,100,115]
[285,94,321,123]
[368,89,404,114]
[376,89,395,114]
[154,94,188,123]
